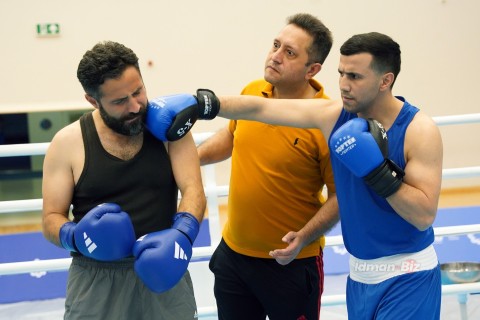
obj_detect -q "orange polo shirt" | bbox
[222,79,335,258]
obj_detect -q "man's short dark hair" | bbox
[287,13,333,65]
[340,32,401,87]
[77,41,140,100]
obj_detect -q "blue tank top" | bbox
[329,97,434,259]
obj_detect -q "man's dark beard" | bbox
[99,104,146,136]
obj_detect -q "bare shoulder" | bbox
[405,111,443,159]
[407,111,441,140]
[46,120,84,163]
[49,121,82,148]
[313,99,343,138]
[43,120,86,185]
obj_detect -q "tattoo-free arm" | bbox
[169,132,206,223]
[42,126,77,247]
[269,192,339,265]
[387,114,443,231]
[218,95,342,138]
[197,126,234,166]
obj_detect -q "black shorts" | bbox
[209,239,324,320]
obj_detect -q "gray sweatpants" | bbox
[64,256,198,320]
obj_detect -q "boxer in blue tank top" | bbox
[331,102,441,319]
[200,32,444,319]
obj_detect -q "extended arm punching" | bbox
[145,89,341,142]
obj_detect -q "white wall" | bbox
[1,0,479,188]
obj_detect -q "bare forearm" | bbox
[177,187,206,223]
[217,95,339,132]
[42,211,70,247]
[218,96,263,120]
[297,194,340,245]
[197,127,233,165]
[388,184,438,231]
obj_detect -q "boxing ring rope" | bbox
[1,165,480,215]
[0,113,480,313]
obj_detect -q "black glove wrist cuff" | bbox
[364,159,405,198]
[196,89,220,120]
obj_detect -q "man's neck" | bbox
[272,81,318,99]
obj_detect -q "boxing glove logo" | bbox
[149,97,167,109]
[83,232,98,254]
[174,241,189,260]
[201,93,213,116]
[176,119,193,137]
[334,135,357,156]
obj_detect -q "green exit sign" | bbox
[36,23,60,36]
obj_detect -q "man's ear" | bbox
[306,62,322,79]
[85,94,99,109]
[380,72,395,91]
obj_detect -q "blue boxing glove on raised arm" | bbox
[145,89,220,141]
[132,212,200,293]
[146,94,198,141]
[59,203,136,261]
[329,118,405,198]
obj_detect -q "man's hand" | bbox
[269,231,304,265]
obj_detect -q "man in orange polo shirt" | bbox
[198,13,339,320]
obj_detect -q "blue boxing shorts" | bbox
[346,264,441,319]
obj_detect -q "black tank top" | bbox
[72,112,178,238]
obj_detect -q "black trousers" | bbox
[209,239,324,320]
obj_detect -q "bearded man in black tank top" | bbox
[42,41,206,320]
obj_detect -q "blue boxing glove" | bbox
[133,212,200,293]
[146,89,220,141]
[330,118,404,198]
[146,94,198,141]
[59,203,136,261]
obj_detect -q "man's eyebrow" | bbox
[111,96,128,104]
[338,69,358,75]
